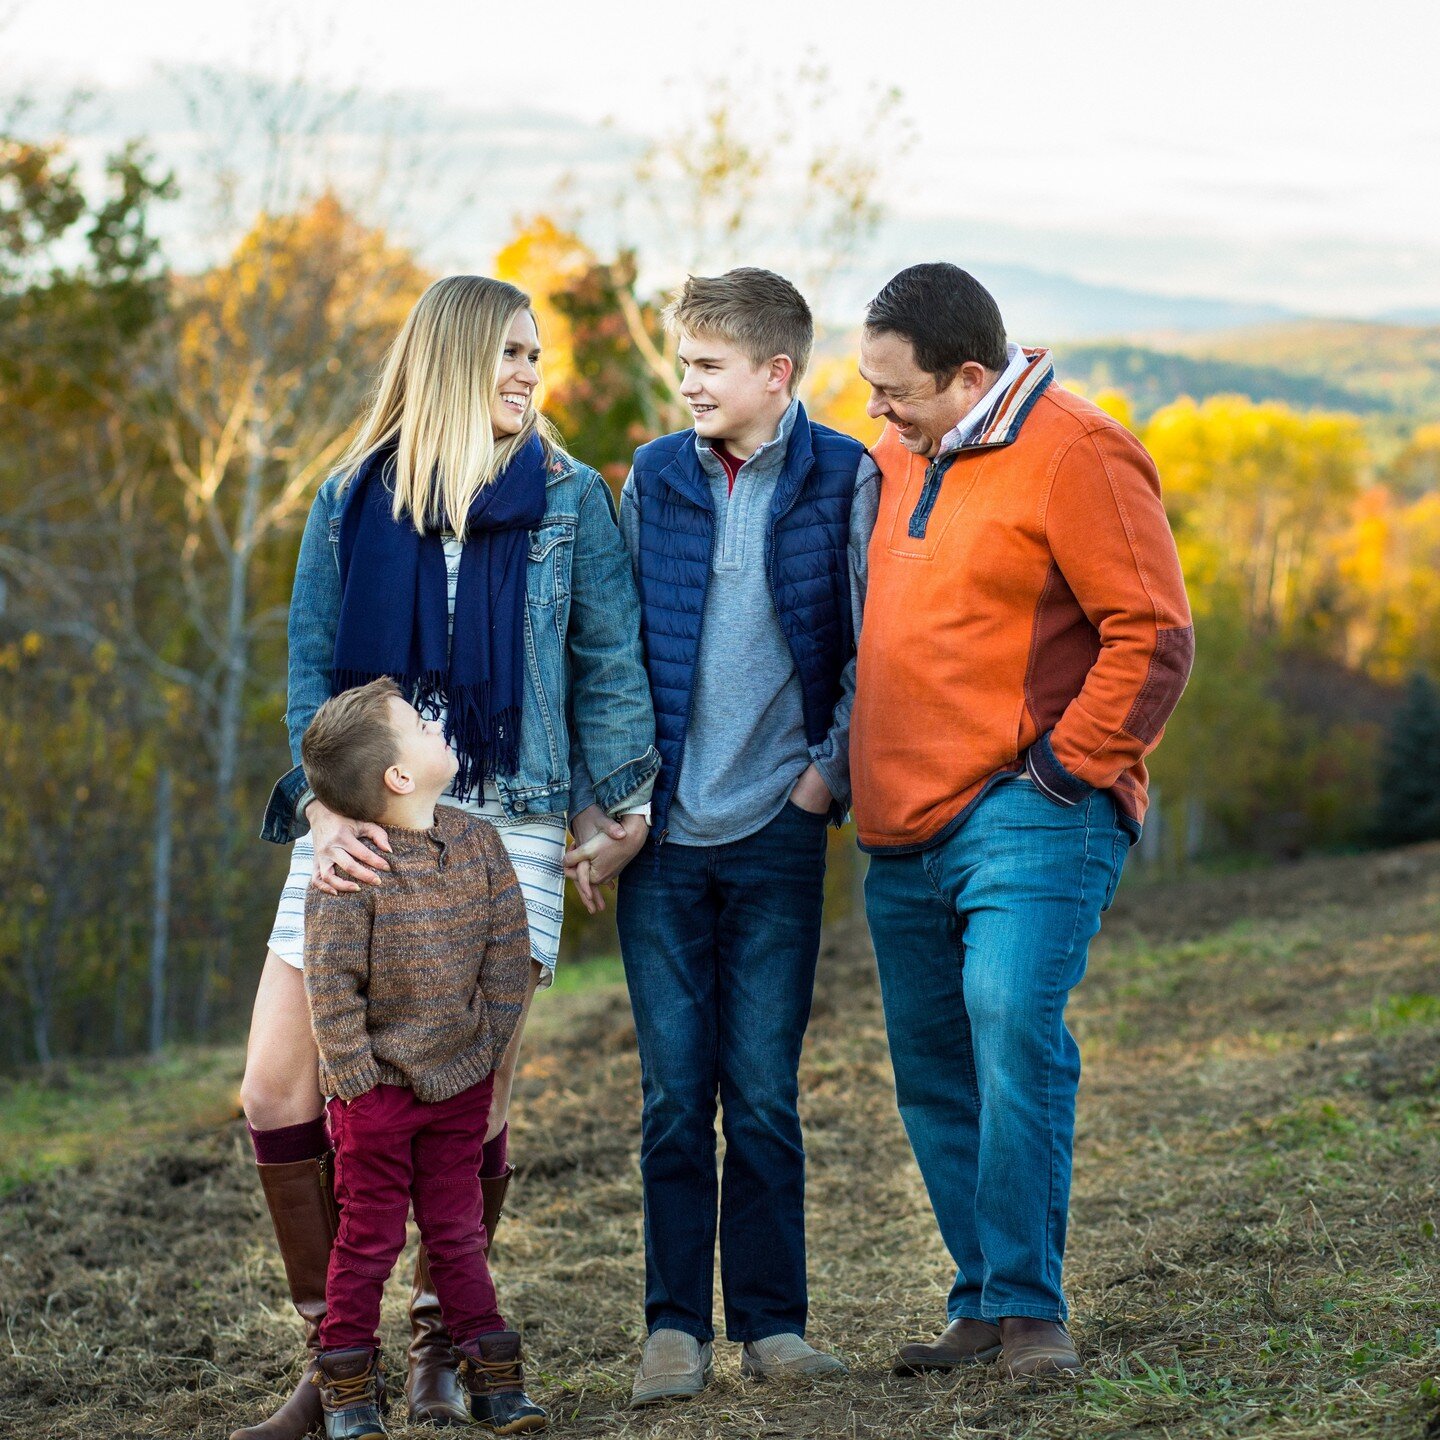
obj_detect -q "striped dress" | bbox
[267,538,566,986]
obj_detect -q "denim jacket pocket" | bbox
[526,521,574,609]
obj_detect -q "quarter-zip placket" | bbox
[907,450,961,540]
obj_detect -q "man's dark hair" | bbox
[864,263,1008,383]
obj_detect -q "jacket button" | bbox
[514,800,528,814]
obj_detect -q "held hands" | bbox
[565,805,649,915]
[789,762,834,815]
[307,800,393,895]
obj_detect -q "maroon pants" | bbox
[320,1078,503,1351]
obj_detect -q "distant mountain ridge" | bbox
[1053,319,1440,422]
[1173,320,1440,416]
[1053,342,1391,422]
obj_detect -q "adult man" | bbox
[851,263,1192,1378]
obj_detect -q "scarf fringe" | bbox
[446,685,523,802]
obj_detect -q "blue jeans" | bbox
[863,775,1128,1323]
[615,800,830,1342]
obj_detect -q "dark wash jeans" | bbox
[863,775,1128,1323]
[616,800,829,1343]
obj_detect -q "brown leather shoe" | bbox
[230,1153,340,1440]
[405,1166,515,1425]
[893,1318,1002,1374]
[998,1317,1084,1379]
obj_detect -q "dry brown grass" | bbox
[2,845,1439,1438]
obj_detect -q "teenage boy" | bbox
[852,264,1192,1379]
[567,268,879,1405]
[294,678,546,1437]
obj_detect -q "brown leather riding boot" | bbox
[405,1165,515,1425]
[999,1317,1085,1379]
[405,1245,469,1426]
[893,1318,1003,1374]
[230,1153,340,1440]
[479,1165,513,1257]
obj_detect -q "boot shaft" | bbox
[256,1153,339,1339]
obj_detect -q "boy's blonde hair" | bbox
[301,678,404,823]
[336,275,563,539]
[663,268,813,392]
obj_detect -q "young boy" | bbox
[567,268,879,1404]
[295,678,546,1438]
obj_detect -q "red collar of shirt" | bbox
[712,442,744,494]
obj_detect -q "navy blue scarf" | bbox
[332,434,548,799]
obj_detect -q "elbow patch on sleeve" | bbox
[1122,624,1195,745]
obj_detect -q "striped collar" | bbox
[937,346,1054,458]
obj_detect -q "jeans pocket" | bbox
[784,798,830,823]
[1029,779,1079,813]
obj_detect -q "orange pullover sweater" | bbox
[851,350,1193,853]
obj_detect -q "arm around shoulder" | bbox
[285,480,345,764]
[261,479,344,844]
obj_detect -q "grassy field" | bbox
[1,843,1437,1438]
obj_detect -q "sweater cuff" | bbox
[322,1052,381,1103]
[1025,731,1094,807]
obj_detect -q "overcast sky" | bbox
[7,0,1440,317]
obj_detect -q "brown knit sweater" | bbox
[302,805,531,1103]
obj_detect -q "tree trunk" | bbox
[22,940,54,1069]
[149,765,174,1055]
[20,893,65,1069]
[195,405,264,1036]
[1184,793,1206,863]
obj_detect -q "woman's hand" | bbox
[564,813,649,914]
[570,803,627,849]
[307,800,392,895]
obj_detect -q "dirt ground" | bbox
[2,844,1438,1439]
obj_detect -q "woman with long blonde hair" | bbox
[232,276,657,1438]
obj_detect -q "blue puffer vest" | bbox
[631,403,865,838]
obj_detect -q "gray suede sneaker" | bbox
[739,1333,847,1380]
[629,1329,715,1407]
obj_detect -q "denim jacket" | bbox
[261,450,660,844]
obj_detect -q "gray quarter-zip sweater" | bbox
[615,400,880,846]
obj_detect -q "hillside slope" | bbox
[2,846,1438,1439]
[1054,342,1386,421]
[1175,320,1440,416]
